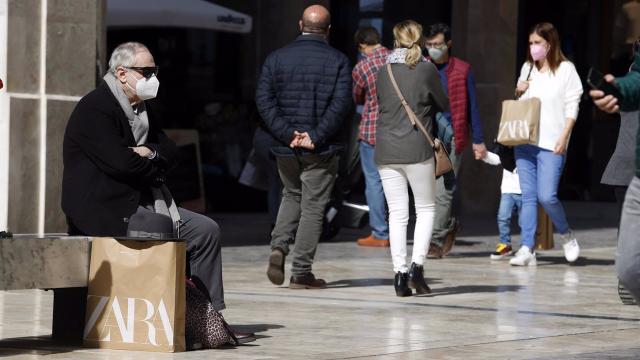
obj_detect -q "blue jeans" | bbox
[497,193,522,245]
[515,144,570,249]
[359,140,389,239]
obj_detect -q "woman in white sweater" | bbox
[510,22,583,266]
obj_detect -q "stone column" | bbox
[451,0,520,218]
[0,0,102,234]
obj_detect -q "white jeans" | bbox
[378,158,436,273]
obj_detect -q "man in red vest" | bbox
[424,23,487,258]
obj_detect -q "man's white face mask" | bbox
[125,68,159,101]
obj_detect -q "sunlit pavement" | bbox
[2,204,639,359]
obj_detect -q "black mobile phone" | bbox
[587,67,623,100]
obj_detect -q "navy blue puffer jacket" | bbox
[256,34,352,155]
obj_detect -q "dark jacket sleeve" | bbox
[66,99,163,184]
[256,54,296,145]
[307,55,353,146]
[143,102,179,170]
[616,49,640,112]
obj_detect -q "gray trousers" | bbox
[134,206,225,311]
[270,153,338,276]
[616,176,640,302]
[432,137,463,246]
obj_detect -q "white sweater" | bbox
[518,61,583,151]
[482,152,521,194]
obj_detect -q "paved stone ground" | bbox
[2,202,640,359]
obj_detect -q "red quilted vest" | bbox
[444,57,471,154]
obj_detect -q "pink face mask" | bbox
[530,44,548,61]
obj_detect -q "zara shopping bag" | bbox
[497,64,541,146]
[83,237,186,352]
[497,97,541,146]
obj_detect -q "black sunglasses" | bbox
[126,66,159,79]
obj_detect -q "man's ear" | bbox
[447,40,453,49]
[115,67,128,84]
[299,20,304,32]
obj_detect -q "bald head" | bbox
[299,5,331,34]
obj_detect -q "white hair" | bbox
[108,42,150,74]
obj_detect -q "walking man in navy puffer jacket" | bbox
[256,4,352,289]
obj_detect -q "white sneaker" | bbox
[561,232,580,263]
[509,246,537,266]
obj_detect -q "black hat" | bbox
[126,210,176,240]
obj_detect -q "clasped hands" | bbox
[130,146,154,158]
[290,131,315,150]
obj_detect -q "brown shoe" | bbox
[427,243,443,259]
[441,220,460,256]
[357,234,390,247]
[267,248,285,285]
[289,273,327,289]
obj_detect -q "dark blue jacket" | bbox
[256,34,352,155]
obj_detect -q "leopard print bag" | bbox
[185,278,238,349]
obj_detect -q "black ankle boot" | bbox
[394,272,412,297]
[408,262,431,294]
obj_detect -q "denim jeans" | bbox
[359,140,389,239]
[497,193,522,245]
[515,144,570,249]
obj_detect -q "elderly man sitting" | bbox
[62,42,252,343]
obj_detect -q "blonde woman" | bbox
[375,20,449,296]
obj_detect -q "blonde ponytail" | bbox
[393,20,423,67]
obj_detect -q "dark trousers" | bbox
[133,206,225,311]
[271,153,338,276]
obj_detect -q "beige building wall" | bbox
[0,0,103,234]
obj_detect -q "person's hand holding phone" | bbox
[589,74,619,114]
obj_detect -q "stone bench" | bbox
[0,235,92,343]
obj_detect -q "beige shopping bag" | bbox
[497,97,541,146]
[83,237,186,352]
[535,205,555,250]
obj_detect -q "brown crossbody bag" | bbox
[386,63,453,177]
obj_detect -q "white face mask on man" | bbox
[427,47,447,61]
[126,71,159,101]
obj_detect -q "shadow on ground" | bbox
[0,336,75,357]
[425,284,525,297]
[537,256,615,267]
[326,277,443,288]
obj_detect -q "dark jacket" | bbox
[601,111,638,186]
[62,80,179,236]
[255,34,352,156]
[614,47,640,177]
[374,62,449,165]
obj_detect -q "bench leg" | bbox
[51,287,87,344]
